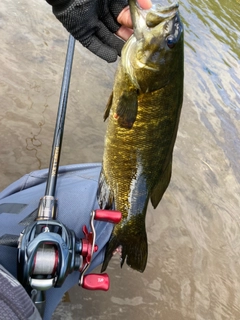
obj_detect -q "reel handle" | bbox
[79,209,122,290]
[94,209,122,224]
[82,273,109,291]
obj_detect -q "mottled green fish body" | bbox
[98,0,184,272]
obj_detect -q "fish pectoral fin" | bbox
[103,92,113,121]
[115,90,138,129]
[150,158,172,208]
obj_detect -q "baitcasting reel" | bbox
[18,204,121,292]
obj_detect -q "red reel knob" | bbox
[82,273,109,291]
[94,210,122,224]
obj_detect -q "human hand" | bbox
[117,0,152,40]
[49,0,152,63]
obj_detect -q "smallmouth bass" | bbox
[98,0,184,272]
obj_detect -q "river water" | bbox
[1,0,240,319]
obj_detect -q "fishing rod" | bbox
[37,33,76,222]
[17,34,121,318]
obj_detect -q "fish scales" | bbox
[98,0,184,272]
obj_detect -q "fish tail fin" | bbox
[101,216,148,273]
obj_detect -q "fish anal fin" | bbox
[150,158,172,209]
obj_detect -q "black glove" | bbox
[47,0,128,62]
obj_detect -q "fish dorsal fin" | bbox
[150,158,173,209]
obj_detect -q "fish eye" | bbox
[166,36,175,49]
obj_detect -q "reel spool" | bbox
[32,244,58,276]
[18,219,81,291]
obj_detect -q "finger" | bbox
[117,6,132,28]
[86,35,119,63]
[117,1,153,28]
[96,21,125,56]
[137,0,152,10]
[116,26,133,41]
[101,9,121,33]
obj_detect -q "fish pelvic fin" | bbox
[101,214,148,273]
[97,170,114,210]
[151,157,172,208]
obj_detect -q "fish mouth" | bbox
[129,0,180,39]
[146,2,179,28]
